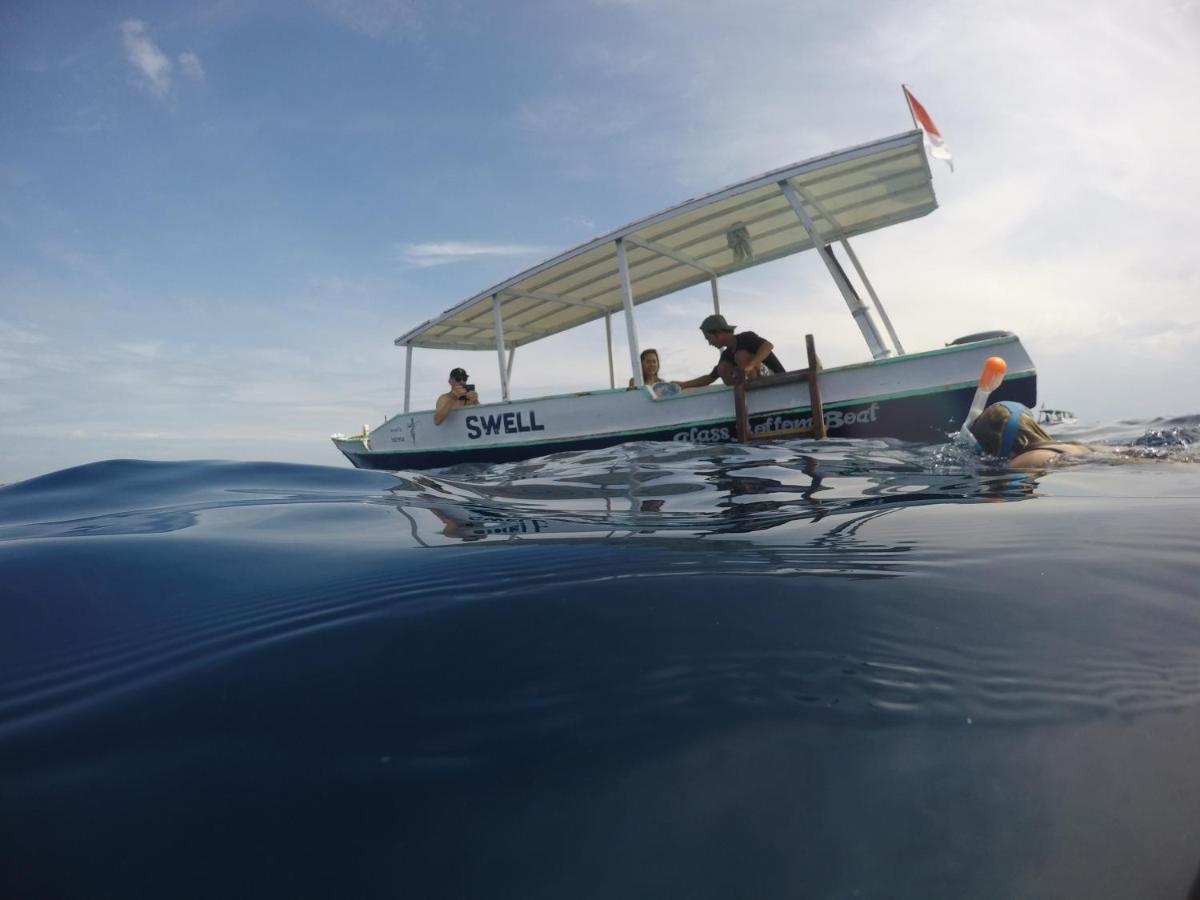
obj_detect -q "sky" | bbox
[2,0,1198,483]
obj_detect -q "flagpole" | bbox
[901,83,918,129]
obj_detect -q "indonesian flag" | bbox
[903,85,953,172]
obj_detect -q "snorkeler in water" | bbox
[969,401,1092,467]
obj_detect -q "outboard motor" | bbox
[947,330,1014,346]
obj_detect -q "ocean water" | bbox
[2,416,1199,900]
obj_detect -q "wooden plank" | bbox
[738,333,826,442]
[733,369,750,442]
[806,333,827,439]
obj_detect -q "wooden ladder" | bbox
[734,334,826,442]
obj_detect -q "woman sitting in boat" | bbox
[970,401,1091,467]
[433,367,480,426]
[628,348,677,396]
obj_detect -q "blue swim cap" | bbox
[996,401,1031,457]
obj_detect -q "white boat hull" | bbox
[333,336,1035,470]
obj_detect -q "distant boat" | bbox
[333,128,1037,470]
[1037,406,1077,426]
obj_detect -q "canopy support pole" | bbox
[840,239,904,356]
[787,183,905,355]
[615,238,643,387]
[507,345,516,385]
[604,312,615,389]
[710,277,721,315]
[403,344,412,413]
[778,180,890,359]
[491,294,510,401]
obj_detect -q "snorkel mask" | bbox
[996,401,1031,458]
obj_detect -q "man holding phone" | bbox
[433,367,480,425]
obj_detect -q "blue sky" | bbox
[2,0,1198,482]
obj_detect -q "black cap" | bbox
[449,367,469,382]
[699,314,735,333]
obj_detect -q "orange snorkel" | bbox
[959,356,1007,443]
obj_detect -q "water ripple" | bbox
[1,430,1199,743]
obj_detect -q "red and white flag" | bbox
[903,85,953,172]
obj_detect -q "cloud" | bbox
[398,241,544,268]
[311,0,424,40]
[178,51,205,81]
[120,20,204,100]
[0,320,50,388]
[505,0,1199,416]
[121,20,173,98]
[115,341,166,360]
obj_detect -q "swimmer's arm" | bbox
[1009,444,1090,467]
[1008,448,1059,467]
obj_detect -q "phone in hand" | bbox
[465,384,475,392]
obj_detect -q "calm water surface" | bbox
[2,416,1199,899]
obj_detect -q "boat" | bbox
[333,128,1036,471]
[1037,406,1077,426]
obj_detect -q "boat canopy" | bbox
[395,130,937,354]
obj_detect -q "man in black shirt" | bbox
[676,314,784,388]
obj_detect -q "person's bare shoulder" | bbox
[1010,443,1090,467]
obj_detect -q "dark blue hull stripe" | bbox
[338,379,1036,471]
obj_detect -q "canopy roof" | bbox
[396,130,936,352]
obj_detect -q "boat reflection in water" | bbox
[386,439,1038,577]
